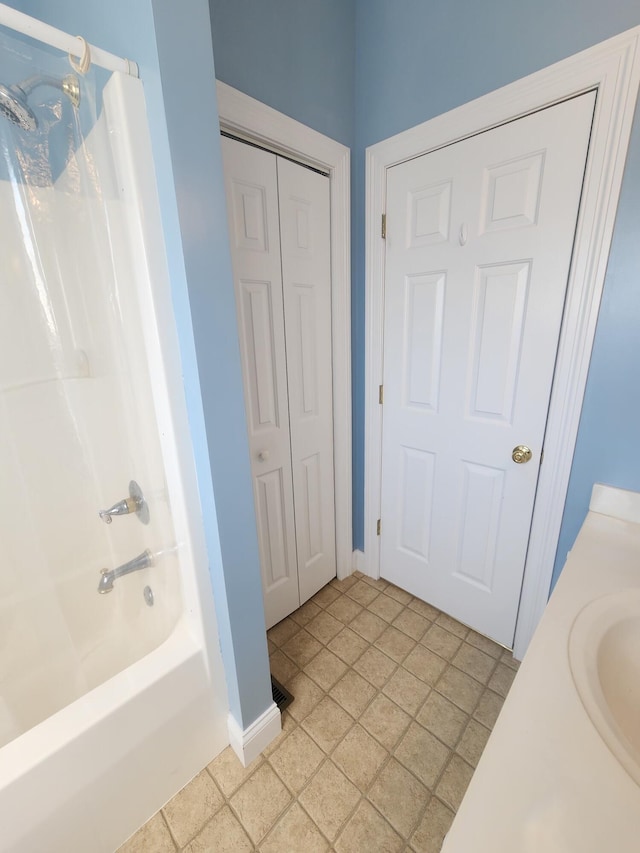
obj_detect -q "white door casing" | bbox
[278,158,337,602]
[381,94,595,646]
[222,138,336,627]
[365,27,640,658]
[221,138,299,626]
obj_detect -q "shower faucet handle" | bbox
[99,496,138,523]
[98,480,149,525]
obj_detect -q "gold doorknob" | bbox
[512,445,532,464]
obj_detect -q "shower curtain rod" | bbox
[0,3,139,77]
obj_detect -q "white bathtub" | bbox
[0,620,225,852]
[0,61,229,852]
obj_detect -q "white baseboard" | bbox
[351,548,365,574]
[227,703,281,768]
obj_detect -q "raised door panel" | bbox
[221,137,299,628]
[277,157,336,603]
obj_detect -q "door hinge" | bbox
[376,518,381,536]
[381,213,386,239]
[379,384,384,404]
[540,448,544,464]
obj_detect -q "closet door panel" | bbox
[221,137,299,629]
[278,158,336,602]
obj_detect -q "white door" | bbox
[278,158,336,603]
[221,137,335,628]
[380,92,595,646]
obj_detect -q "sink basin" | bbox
[568,589,640,786]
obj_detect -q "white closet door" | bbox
[380,92,595,646]
[221,137,299,628]
[277,158,336,602]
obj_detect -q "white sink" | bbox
[568,589,640,786]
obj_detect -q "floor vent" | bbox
[270,675,293,712]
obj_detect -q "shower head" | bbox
[0,74,80,131]
[0,83,37,131]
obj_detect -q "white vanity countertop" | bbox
[442,485,640,853]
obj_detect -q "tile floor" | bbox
[119,572,519,852]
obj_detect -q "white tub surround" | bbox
[443,484,640,852]
[0,45,229,853]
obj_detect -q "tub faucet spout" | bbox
[97,549,154,594]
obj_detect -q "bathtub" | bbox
[0,45,229,853]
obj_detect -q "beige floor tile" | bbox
[435,754,474,812]
[466,630,503,659]
[207,747,262,798]
[326,594,363,625]
[435,613,469,639]
[268,726,324,793]
[229,764,292,844]
[451,642,496,685]
[305,609,344,645]
[335,800,404,853]
[162,770,224,848]
[360,694,411,750]
[332,724,388,790]
[267,638,276,655]
[416,691,468,749]
[410,797,455,853]
[408,598,440,621]
[403,644,448,686]
[473,688,505,729]
[374,625,416,662]
[298,760,361,841]
[382,667,430,717]
[436,666,483,714]
[361,575,390,591]
[330,574,358,593]
[269,649,299,687]
[421,624,463,661]
[350,609,388,643]
[183,806,253,853]
[488,661,517,697]
[456,718,491,768]
[346,579,380,606]
[287,672,325,722]
[395,721,451,789]
[268,617,301,648]
[259,803,329,853]
[368,593,405,623]
[353,646,397,687]
[330,668,377,718]
[118,812,175,853]
[281,629,323,668]
[501,647,521,670]
[290,599,322,626]
[328,626,369,664]
[368,758,429,838]
[301,695,354,753]
[385,584,413,605]
[392,608,430,641]
[313,584,341,608]
[305,648,349,691]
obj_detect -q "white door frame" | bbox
[216,82,353,580]
[364,27,640,658]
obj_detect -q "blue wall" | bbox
[209,0,355,148]
[205,0,640,594]
[352,0,640,590]
[9,0,272,728]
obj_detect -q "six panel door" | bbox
[380,92,596,645]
